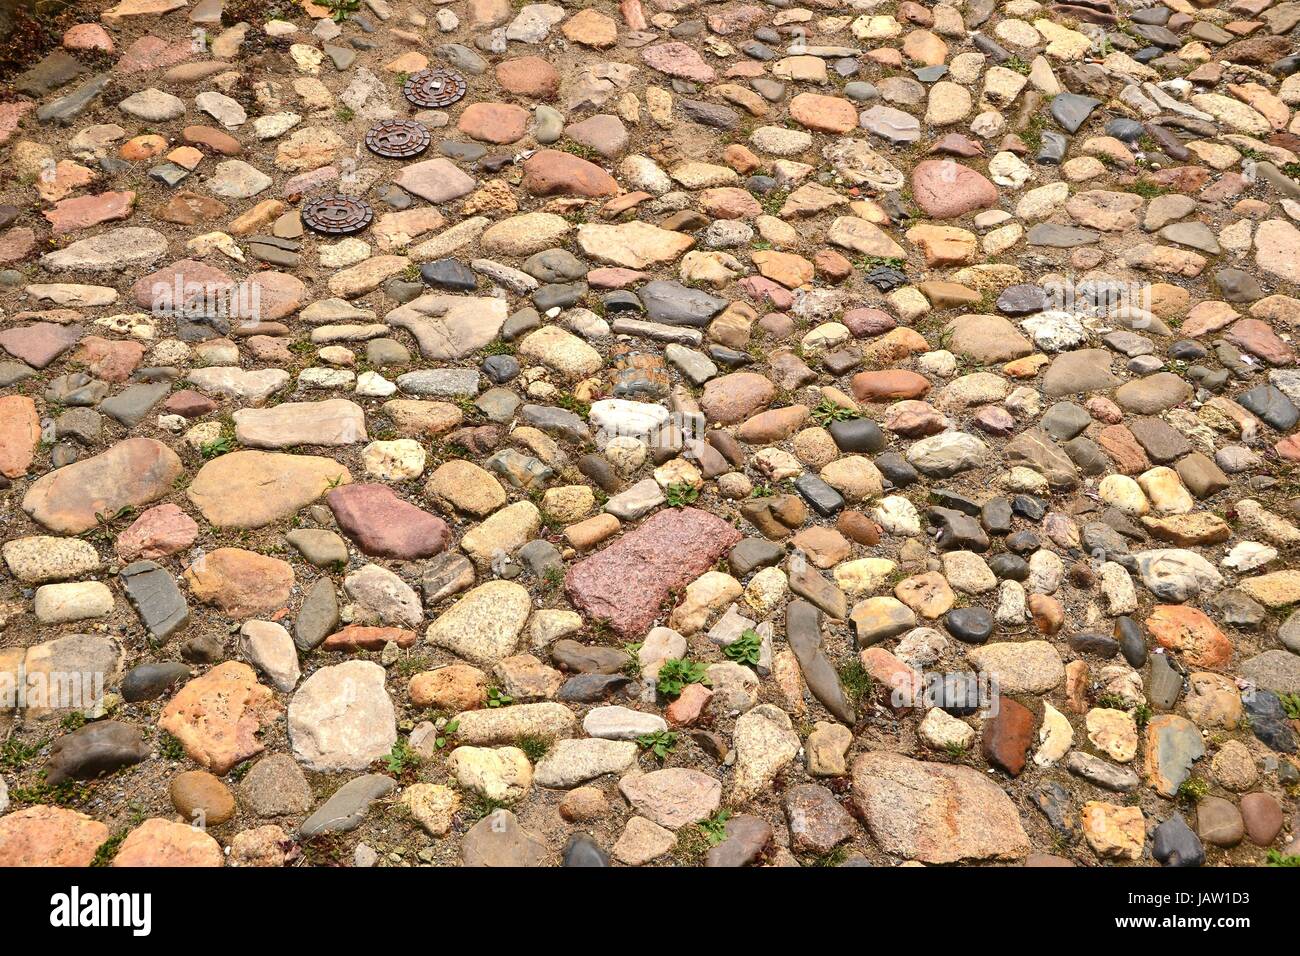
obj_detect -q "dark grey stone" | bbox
[1153,813,1205,867]
[294,578,339,651]
[46,721,148,785]
[300,774,395,837]
[828,418,885,453]
[639,280,727,326]
[786,599,855,724]
[120,560,190,641]
[121,662,192,703]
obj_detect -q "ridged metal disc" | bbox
[301,194,375,236]
[364,119,432,159]
[403,68,467,108]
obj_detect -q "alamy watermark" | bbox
[1,667,105,711]
[149,276,263,325]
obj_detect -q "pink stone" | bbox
[117,503,200,561]
[738,275,794,310]
[973,405,1017,435]
[323,626,419,651]
[236,271,306,321]
[842,307,897,338]
[564,507,742,638]
[910,160,998,219]
[63,23,115,52]
[641,42,716,83]
[1276,433,1300,461]
[282,166,338,199]
[0,322,82,369]
[0,227,36,264]
[666,681,713,725]
[587,267,649,288]
[1224,318,1295,366]
[74,335,145,382]
[114,35,193,74]
[327,484,451,560]
[457,102,530,144]
[132,259,235,311]
[163,390,218,418]
[0,102,34,148]
[43,190,136,235]
[1085,396,1125,424]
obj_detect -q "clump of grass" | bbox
[0,736,45,771]
[1176,776,1209,806]
[1132,702,1153,729]
[553,392,591,417]
[757,188,789,215]
[157,732,186,761]
[542,565,565,592]
[1125,177,1168,199]
[11,778,92,808]
[515,734,552,763]
[698,809,732,845]
[558,141,600,161]
[463,794,507,822]
[674,823,712,865]
[200,435,236,459]
[810,846,849,867]
[838,659,873,707]
[324,0,361,22]
[91,832,127,867]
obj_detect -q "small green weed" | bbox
[636,730,678,761]
[723,628,763,667]
[655,658,709,699]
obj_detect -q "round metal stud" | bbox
[403,68,467,109]
[364,119,432,159]
[301,194,375,236]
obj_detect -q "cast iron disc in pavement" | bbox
[301,194,375,236]
[403,68,467,109]
[364,119,432,159]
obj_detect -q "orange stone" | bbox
[159,661,282,774]
[1145,605,1233,669]
[789,92,858,133]
[457,102,530,144]
[0,806,109,866]
[323,625,419,651]
[0,395,40,479]
[120,135,168,160]
[112,818,223,867]
[850,369,932,401]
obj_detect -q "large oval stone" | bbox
[22,437,183,534]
